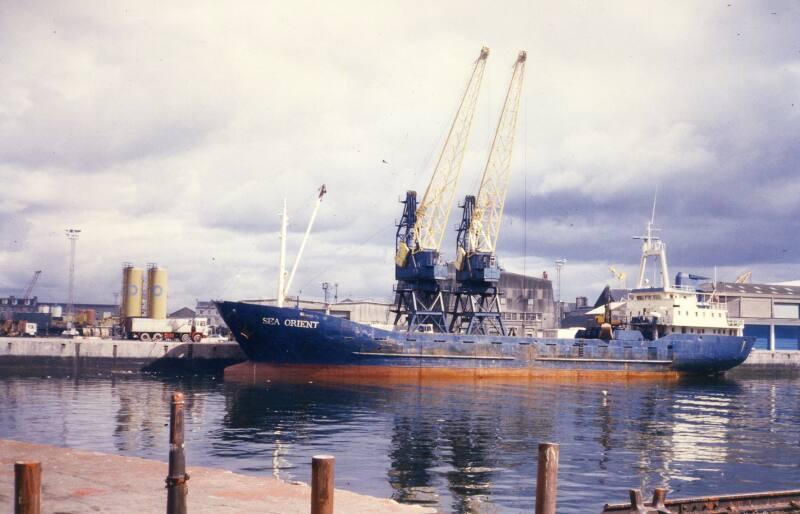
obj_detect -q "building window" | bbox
[774,303,800,319]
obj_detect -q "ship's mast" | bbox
[277,199,288,308]
[634,196,669,289]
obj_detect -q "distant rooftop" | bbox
[699,281,800,297]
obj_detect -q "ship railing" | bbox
[697,302,728,311]
[670,285,699,293]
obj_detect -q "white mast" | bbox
[277,199,288,308]
[634,195,669,289]
[284,185,327,300]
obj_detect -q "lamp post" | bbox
[65,228,81,327]
[555,259,566,326]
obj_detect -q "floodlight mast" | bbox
[65,228,81,326]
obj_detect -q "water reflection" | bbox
[0,373,798,513]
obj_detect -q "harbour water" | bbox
[1,372,798,513]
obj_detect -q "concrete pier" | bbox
[0,439,432,513]
[730,349,800,376]
[0,337,245,374]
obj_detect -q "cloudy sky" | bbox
[1,1,799,310]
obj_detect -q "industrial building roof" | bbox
[498,270,551,290]
[699,281,800,297]
[169,307,197,318]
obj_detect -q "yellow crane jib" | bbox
[395,47,490,269]
[461,50,527,268]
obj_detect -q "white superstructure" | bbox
[624,218,744,338]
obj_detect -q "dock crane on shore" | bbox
[450,51,527,335]
[22,270,42,301]
[392,47,490,332]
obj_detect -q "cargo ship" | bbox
[217,49,752,379]
[216,220,753,379]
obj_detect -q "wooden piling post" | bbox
[166,392,189,514]
[311,455,335,514]
[653,487,667,507]
[535,442,559,514]
[14,461,41,514]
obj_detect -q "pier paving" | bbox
[0,337,245,373]
[0,439,433,513]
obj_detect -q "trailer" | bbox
[124,317,208,342]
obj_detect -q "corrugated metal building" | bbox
[699,281,800,350]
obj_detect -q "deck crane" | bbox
[22,270,42,301]
[392,47,490,332]
[450,50,527,335]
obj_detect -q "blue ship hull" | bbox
[216,301,754,378]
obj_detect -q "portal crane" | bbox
[450,51,527,335]
[22,270,42,301]
[392,47,490,332]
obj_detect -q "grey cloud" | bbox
[2,1,800,309]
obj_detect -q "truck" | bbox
[124,317,209,342]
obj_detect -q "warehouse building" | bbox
[699,281,800,350]
[496,271,557,336]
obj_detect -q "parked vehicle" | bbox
[124,317,209,342]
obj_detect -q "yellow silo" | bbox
[120,265,131,317]
[147,266,168,319]
[124,267,144,318]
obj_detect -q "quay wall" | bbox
[0,337,245,374]
[730,349,800,376]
